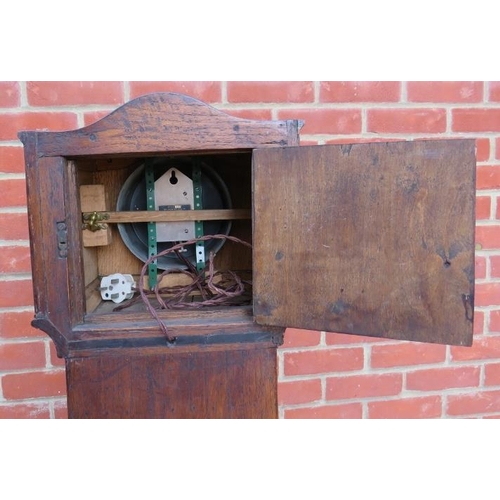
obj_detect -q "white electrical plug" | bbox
[100,273,135,303]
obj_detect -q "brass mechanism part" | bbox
[82,211,110,232]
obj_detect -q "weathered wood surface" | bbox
[253,139,476,346]
[18,92,301,419]
[66,346,278,418]
[72,306,284,351]
[20,93,302,158]
[24,155,80,356]
[18,94,300,348]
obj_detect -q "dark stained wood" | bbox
[23,155,86,355]
[18,94,300,342]
[71,306,283,348]
[20,90,476,420]
[24,156,74,355]
[65,160,87,326]
[253,139,476,346]
[66,345,278,418]
[24,93,302,158]
[19,93,301,418]
[22,133,46,314]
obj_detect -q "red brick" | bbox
[476,197,491,220]
[0,341,46,371]
[227,81,313,103]
[278,378,322,405]
[0,81,20,107]
[474,282,500,307]
[368,396,442,418]
[325,137,401,145]
[407,81,483,103]
[475,225,500,250]
[27,81,124,106]
[223,108,273,120]
[447,390,500,416]
[485,363,500,386]
[367,108,446,134]
[451,335,500,361]
[490,310,500,332]
[407,366,480,391]
[475,138,490,162]
[277,108,362,135]
[0,146,25,174]
[282,328,321,348]
[474,310,485,335]
[488,82,500,102]
[497,138,500,160]
[0,246,31,273]
[54,401,68,419]
[284,347,363,376]
[0,403,50,419]
[326,331,386,345]
[497,203,500,220]
[0,179,27,207]
[371,342,446,368]
[0,213,29,240]
[491,256,500,278]
[326,373,402,400]
[476,166,500,190]
[475,311,487,335]
[0,279,34,308]
[0,112,78,141]
[475,255,486,279]
[129,81,222,102]
[0,311,41,339]
[2,370,66,399]
[83,110,114,127]
[284,403,362,419]
[320,81,401,102]
[452,109,500,132]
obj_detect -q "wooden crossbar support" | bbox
[82,209,251,224]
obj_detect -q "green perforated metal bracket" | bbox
[145,161,158,289]
[192,161,205,273]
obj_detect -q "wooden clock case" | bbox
[19,92,476,418]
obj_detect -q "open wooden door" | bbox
[252,139,476,346]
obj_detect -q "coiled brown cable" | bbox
[116,235,252,341]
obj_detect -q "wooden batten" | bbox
[97,208,251,224]
[80,184,112,247]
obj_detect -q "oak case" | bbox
[19,92,475,418]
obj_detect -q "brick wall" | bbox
[0,81,499,418]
